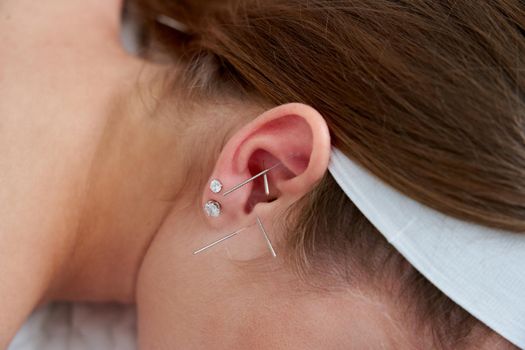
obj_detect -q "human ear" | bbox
[201,103,331,228]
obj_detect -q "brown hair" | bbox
[133,0,525,348]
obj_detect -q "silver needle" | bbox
[263,173,270,196]
[256,217,277,258]
[223,163,281,197]
[193,227,249,255]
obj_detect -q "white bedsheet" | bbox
[8,303,137,350]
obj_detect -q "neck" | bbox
[46,66,188,303]
[44,68,256,304]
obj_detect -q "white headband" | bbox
[328,148,525,348]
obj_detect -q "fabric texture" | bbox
[8,303,137,350]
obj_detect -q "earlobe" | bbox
[202,103,331,224]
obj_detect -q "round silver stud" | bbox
[204,200,221,217]
[210,179,223,194]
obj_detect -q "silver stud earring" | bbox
[210,179,223,194]
[204,200,221,217]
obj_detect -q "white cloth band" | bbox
[328,148,525,348]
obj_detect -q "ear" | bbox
[202,103,331,227]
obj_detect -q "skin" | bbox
[0,0,167,345]
[0,1,516,349]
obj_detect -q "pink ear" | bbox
[202,103,331,222]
